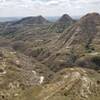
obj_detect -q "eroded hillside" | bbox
[0,13,100,100]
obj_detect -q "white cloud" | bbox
[0,0,100,17]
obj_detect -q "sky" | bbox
[0,0,100,17]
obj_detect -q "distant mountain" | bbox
[13,15,50,25]
[0,15,51,37]
[46,16,60,22]
[49,14,75,33]
[0,17,21,22]
[58,14,74,23]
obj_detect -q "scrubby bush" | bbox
[91,56,100,66]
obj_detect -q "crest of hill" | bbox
[12,15,50,25]
[57,14,74,23]
[49,14,75,33]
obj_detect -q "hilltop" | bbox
[49,14,75,33]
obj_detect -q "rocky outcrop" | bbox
[57,13,100,48]
[36,67,100,100]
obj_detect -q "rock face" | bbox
[57,13,100,49]
[49,14,75,33]
[42,13,100,72]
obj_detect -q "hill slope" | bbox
[56,13,100,50]
[42,13,100,72]
[0,13,100,100]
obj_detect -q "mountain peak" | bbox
[80,12,100,24]
[58,14,73,23]
[82,12,100,18]
[13,15,49,25]
[37,15,44,18]
[49,14,74,33]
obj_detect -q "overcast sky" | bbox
[0,0,100,17]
